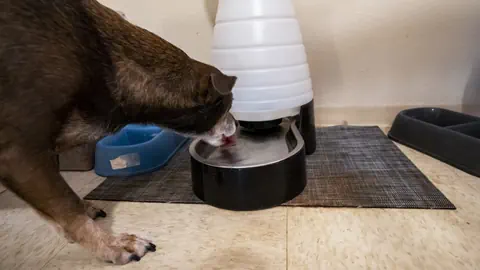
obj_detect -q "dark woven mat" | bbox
[85,126,455,209]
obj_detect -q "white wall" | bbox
[99,0,480,124]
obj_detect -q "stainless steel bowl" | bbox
[189,118,306,210]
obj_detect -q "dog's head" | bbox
[172,65,239,147]
[112,53,238,147]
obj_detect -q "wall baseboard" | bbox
[314,105,480,126]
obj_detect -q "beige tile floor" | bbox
[1,136,479,269]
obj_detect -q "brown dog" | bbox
[0,0,237,264]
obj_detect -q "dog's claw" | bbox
[96,210,107,218]
[129,254,141,262]
[84,201,107,220]
[147,243,156,252]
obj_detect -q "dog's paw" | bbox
[104,234,156,265]
[83,201,107,220]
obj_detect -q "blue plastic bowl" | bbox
[94,124,188,177]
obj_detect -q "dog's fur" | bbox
[0,0,237,264]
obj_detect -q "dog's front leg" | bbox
[1,147,156,264]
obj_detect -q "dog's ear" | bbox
[210,73,237,96]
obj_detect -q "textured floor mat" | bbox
[85,126,455,209]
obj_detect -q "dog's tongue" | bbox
[222,135,236,147]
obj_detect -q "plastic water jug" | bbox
[211,0,314,122]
